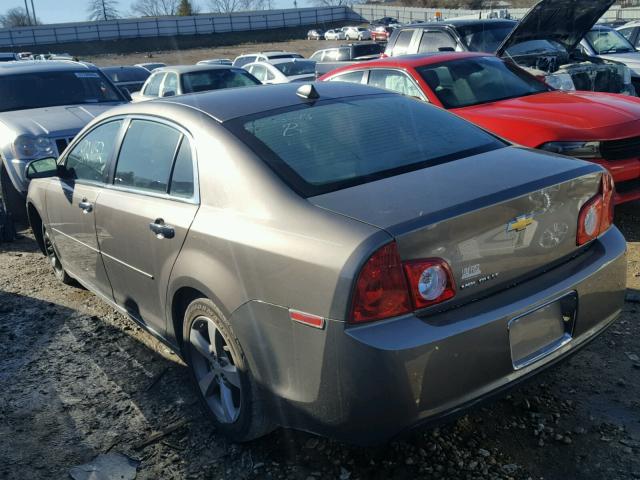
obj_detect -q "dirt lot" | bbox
[0,200,638,480]
[83,38,356,66]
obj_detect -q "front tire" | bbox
[0,164,27,225]
[42,223,73,285]
[183,298,274,442]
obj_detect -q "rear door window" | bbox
[161,73,178,96]
[327,70,366,84]
[169,138,195,199]
[143,72,164,97]
[418,31,457,53]
[368,69,424,99]
[114,120,182,194]
[392,29,415,56]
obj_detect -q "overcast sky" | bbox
[6,0,296,24]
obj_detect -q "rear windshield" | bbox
[102,67,150,82]
[267,54,304,60]
[417,56,548,109]
[273,61,316,76]
[456,22,515,53]
[181,69,260,93]
[0,71,123,112]
[232,94,505,196]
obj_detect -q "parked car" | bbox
[310,42,385,76]
[232,51,304,68]
[370,16,399,26]
[617,20,640,48]
[132,65,260,102]
[135,62,167,72]
[0,61,127,222]
[385,0,634,95]
[197,59,233,66]
[101,65,151,94]
[244,59,316,84]
[307,29,324,40]
[344,26,372,41]
[25,81,625,444]
[324,29,347,41]
[17,52,33,60]
[580,25,640,91]
[321,52,640,204]
[371,25,395,42]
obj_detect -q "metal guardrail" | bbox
[0,7,361,48]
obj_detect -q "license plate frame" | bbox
[508,292,577,370]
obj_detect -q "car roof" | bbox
[258,58,313,65]
[402,19,517,29]
[0,60,98,75]
[145,82,392,123]
[237,51,300,57]
[152,64,238,74]
[102,65,149,72]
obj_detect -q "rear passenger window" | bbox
[143,73,164,96]
[392,30,415,56]
[418,31,457,53]
[169,138,194,199]
[368,69,424,99]
[328,70,365,84]
[114,120,181,193]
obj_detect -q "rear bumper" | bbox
[231,227,627,445]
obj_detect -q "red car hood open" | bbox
[455,91,640,147]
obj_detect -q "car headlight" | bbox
[544,73,575,91]
[539,141,601,158]
[12,134,56,159]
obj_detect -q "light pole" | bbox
[30,0,37,24]
[23,0,32,25]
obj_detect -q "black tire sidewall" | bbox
[0,164,27,224]
[183,299,255,440]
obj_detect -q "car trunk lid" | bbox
[309,146,602,305]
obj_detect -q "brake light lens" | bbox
[350,243,455,323]
[403,259,456,309]
[576,172,615,246]
[351,243,411,323]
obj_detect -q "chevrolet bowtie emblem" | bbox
[507,214,534,233]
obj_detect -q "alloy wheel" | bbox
[43,226,64,276]
[189,316,242,423]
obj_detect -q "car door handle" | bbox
[78,200,93,213]
[149,218,175,239]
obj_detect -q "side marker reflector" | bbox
[289,309,325,329]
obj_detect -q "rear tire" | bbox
[0,163,27,225]
[42,223,73,285]
[183,298,274,442]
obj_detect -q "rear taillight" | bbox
[350,242,455,323]
[403,259,456,309]
[351,243,411,323]
[576,172,615,246]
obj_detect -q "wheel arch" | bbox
[26,202,46,255]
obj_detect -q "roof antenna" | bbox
[296,84,320,100]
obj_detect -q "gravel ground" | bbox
[0,203,639,480]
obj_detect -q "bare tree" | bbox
[87,0,121,20]
[0,6,39,27]
[208,0,273,13]
[307,0,361,6]
[131,0,180,16]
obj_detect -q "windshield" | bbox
[273,61,316,77]
[0,70,122,112]
[505,39,566,56]
[417,56,549,109]
[233,95,504,196]
[457,23,515,53]
[181,69,260,93]
[585,28,635,54]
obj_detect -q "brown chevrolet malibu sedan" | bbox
[25,82,626,445]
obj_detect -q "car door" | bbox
[95,118,199,335]
[46,119,124,297]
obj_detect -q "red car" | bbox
[371,26,394,42]
[320,52,640,204]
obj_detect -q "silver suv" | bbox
[0,60,127,222]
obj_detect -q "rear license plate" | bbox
[508,293,577,370]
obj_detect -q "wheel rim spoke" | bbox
[221,364,241,389]
[219,378,237,422]
[206,320,219,357]
[198,369,216,396]
[190,328,211,359]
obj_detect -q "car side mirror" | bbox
[25,157,61,180]
[161,90,176,98]
[120,87,132,101]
